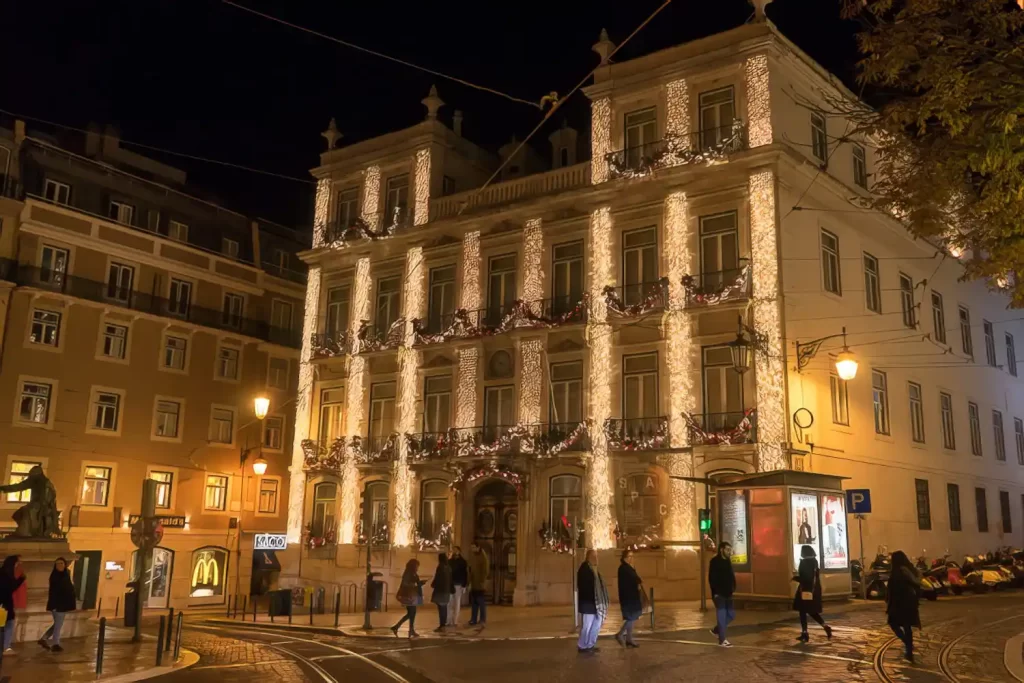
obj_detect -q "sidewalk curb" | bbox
[1005,633,1024,682]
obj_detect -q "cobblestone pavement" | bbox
[157,592,1024,683]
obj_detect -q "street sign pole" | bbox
[857,514,867,600]
[133,479,158,643]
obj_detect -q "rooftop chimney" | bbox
[453,110,464,137]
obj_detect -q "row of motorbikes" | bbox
[851,546,1024,601]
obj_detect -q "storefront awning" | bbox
[252,550,281,572]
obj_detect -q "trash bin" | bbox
[123,581,139,628]
[366,572,383,611]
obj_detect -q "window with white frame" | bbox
[427,265,456,332]
[899,273,915,328]
[948,483,962,532]
[81,466,112,506]
[258,478,279,514]
[549,474,582,530]
[908,382,925,443]
[703,346,743,430]
[319,388,345,442]
[698,87,735,150]
[108,200,135,226]
[268,357,289,390]
[271,300,292,331]
[368,382,396,441]
[486,255,516,322]
[147,210,160,232]
[101,323,128,360]
[106,261,134,303]
[362,481,390,540]
[863,253,880,313]
[204,474,228,511]
[335,187,359,227]
[623,108,657,168]
[420,480,448,540]
[209,407,234,444]
[168,220,188,243]
[90,390,122,432]
[375,276,401,332]
[43,179,71,205]
[216,346,239,380]
[931,291,946,344]
[622,227,658,305]
[168,279,191,317]
[699,212,740,292]
[623,352,659,434]
[820,229,841,295]
[6,461,40,503]
[853,144,868,188]
[150,471,173,509]
[811,112,828,164]
[550,360,583,425]
[984,320,997,366]
[969,401,983,456]
[941,392,956,450]
[442,175,456,195]
[30,309,61,346]
[325,287,350,339]
[551,241,584,315]
[1015,417,1024,465]
[483,385,515,442]
[272,249,288,274]
[384,174,409,227]
[994,410,1007,461]
[263,416,283,450]
[18,381,51,424]
[830,369,849,425]
[162,335,187,370]
[1007,333,1017,377]
[39,245,69,287]
[311,482,336,538]
[155,400,181,439]
[222,293,244,328]
[959,307,973,358]
[621,473,661,536]
[422,375,451,434]
[872,370,890,435]
[222,237,239,259]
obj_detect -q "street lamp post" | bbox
[237,396,270,604]
[795,327,860,380]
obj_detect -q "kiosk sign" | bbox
[253,533,287,551]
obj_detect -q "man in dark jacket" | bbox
[447,546,469,627]
[708,542,736,647]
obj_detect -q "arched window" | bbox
[362,481,390,540]
[190,546,228,600]
[311,482,337,538]
[549,474,582,532]
[621,473,661,536]
[420,480,448,539]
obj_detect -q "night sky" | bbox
[0,0,858,234]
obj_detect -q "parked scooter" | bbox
[916,553,943,600]
[862,548,891,600]
[963,555,1012,592]
[930,555,966,595]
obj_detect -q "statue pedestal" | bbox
[0,539,93,642]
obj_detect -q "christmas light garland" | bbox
[604,279,668,317]
[605,120,746,181]
[681,409,757,446]
[414,521,453,551]
[310,332,350,359]
[405,421,590,461]
[613,523,663,551]
[682,265,751,307]
[604,417,669,451]
[411,297,588,346]
[538,517,584,554]
[449,463,525,496]
[353,318,406,353]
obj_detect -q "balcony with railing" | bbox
[412,296,588,346]
[353,319,405,353]
[15,263,300,347]
[430,162,591,221]
[603,280,667,318]
[355,434,398,464]
[311,331,350,359]
[605,122,746,181]
[407,421,591,460]
[682,265,751,308]
[604,416,669,451]
[684,409,757,446]
[314,208,411,249]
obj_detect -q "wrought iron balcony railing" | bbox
[407,421,591,460]
[682,265,751,307]
[311,332,350,359]
[315,207,410,248]
[604,416,670,451]
[353,319,405,353]
[603,279,668,317]
[412,296,589,346]
[605,122,747,181]
[357,434,399,463]
[684,410,757,446]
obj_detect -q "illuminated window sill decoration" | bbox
[405,421,589,460]
[411,298,588,345]
[316,216,397,249]
[605,121,746,181]
[683,409,758,446]
[353,318,406,354]
[603,279,668,317]
[450,464,525,496]
[603,417,669,451]
[682,265,751,307]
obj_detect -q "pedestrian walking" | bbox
[793,545,832,642]
[391,559,425,638]
[886,550,921,663]
[467,542,489,626]
[448,546,468,627]
[430,552,453,633]
[576,549,609,653]
[37,557,76,652]
[708,541,736,647]
[615,549,642,648]
[0,555,25,654]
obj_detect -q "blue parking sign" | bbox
[846,489,871,514]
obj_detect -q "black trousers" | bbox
[799,610,825,631]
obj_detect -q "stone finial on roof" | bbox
[749,0,773,21]
[422,85,445,121]
[321,118,342,150]
[592,28,615,65]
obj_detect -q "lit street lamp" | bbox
[254,395,271,421]
[795,326,859,379]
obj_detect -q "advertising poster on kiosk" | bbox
[719,490,749,566]
[820,494,849,569]
[791,492,820,567]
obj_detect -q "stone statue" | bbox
[0,466,61,539]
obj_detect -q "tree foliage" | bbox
[841,0,1024,304]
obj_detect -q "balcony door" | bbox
[325,286,350,340]
[368,382,396,446]
[622,352,659,438]
[551,241,583,315]
[700,212,740,291]
[702,345,744,431]
[428,265,456,332]
[487,255,517,324]
[319,388,345,443]
[422,375,452,435]
[484,385,515,442]
[624,108,657,168]
[622,228,658,305]
[699,87,736,150]
[375,276,401,335]
[549,361,583,425]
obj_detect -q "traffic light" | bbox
[699,508,712,534]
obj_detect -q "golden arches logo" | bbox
[191,553,220,588]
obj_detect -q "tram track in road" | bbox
[936,613,1024,683]
[871,636,901,683]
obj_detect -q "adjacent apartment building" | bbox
[288,20,1024,606]
[0,121,306,611]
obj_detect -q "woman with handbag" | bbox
[615,549,643,648]
[391,559,425,638]
[792,545,832,642]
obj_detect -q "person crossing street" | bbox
[708,542,736,647]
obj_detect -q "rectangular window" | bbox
[947,484,962,532]
[863,253,880,313]
[209,408,234,444]
[81,466,112,506]
[969,402,983,456]
[422,375,452,434]
[976,487,989,532]
[622,227,658,305]
[101,323,128,360]
[830,370,849,425]
[268,357,289,390]
[1007,334,1017,377]
[150,471,173,509]
[994,410,1007,461]
[368,382,397,440]
[222,293,244,328]
[940,392,956,450]
[700,212,740,291]
[147,210,160,232]
[163,335,187,370]
[427,265,456,332]
[39,245,69,287]
[811,112,828,163]
[623,352,660,427]
[698,87,735,150]
[820,229,841,295]
[106,261,134,303]
[168,279,191,317]
[271,300,293,330]
[6,461,40,503]
[155,400,181,439]
[108,200,135,225]
[442,175,456,195]
[1016,417,1024,465]
[899,273,915,328]
[272,249,288,274]
[375,275,402,333]
[216,346,239,380]
[853,144,867,188]
[167,220,188,242]
[319,388,345,442]
[1000,490,1012,534]
[872,370,890,435]
[384,174,410,228]
[205,475,228,511]
[258,478,279,514]
[959,307,973,358]
[984,320,997,366]
[931,292,946,344]
[486,255,516,323]
[18,381,51,424]
[43,179,71,205]
[483,385,515,441]
[334,187,359,227]
[551,241,584,315]
[263,416,283,450]
[30,309,61,346]
[908,382,925,443]
[623,107,657,168]
[703,345,743,428]
[222,238,239,259]
[550,361,584,424]
[915,479,931,531]
[325,286,350,339]
[91,391,121,431]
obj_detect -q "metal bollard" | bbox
[0,624,5,672]
[241,595,247,620]
[288,597,293,625]
[96,597,103,618]
[173,612,184,661]
[227,595,233,618]
[252,595,257,622]
[115,596,120,618]
[649,587,655,630]
[166,608,174,651]
[270,598,275,623]
[156,616,166,667]
[96,617,107,675]
[334,591,341,628]
[309,599,314,625]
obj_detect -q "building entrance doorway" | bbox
[473,480,518,604]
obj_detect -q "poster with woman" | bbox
[719,490,749,566]
[820,494,848,569]
[790,492,820,567]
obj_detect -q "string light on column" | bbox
[414,149,431,226]
[587,206,615,549]
[456,347,479,429]
[393,247,425,547]
[339,257,372,543]
[522,219,544,311]
[518,338,543,425]
[362,165,381,231]
[666,79,690,151]
[749,169,787,471]
[591,98,612,184]
[744,54,772,148]
[312,178,331,249]
[461,231,481,311]
[287,265,321,544]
